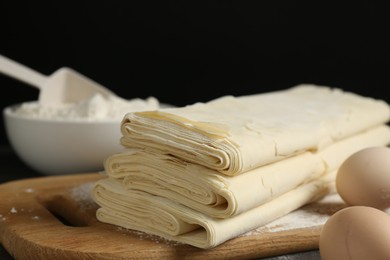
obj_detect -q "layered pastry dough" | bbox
[92,84,390,249]
[93,172,332,249]
[120,85,390,176]
[104,125,390,219]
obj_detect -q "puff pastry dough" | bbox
[120,85,390,176]
[93,85,390,248]
[93,172,332,249]
[104,125,390,219]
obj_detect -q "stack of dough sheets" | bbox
[92,84,390,249]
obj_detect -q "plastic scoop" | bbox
[0,54,116,106]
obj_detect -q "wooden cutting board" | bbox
[0,173,347,260]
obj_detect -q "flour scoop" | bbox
[0,54,116,106]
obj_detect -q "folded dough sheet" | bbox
[92,84,390,248]
[120,84,390,176]
[93,172,333,249]
[103,125,390,219]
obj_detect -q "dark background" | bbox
[1,1,390,146]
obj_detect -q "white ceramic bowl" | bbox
[3,103,126,175]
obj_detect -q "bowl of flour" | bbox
[3,94,160,175]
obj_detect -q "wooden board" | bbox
[0,173,347,260]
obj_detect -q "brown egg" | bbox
[319,206,390,260]
[336,146,390,210]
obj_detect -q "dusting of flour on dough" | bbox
[242,193,346,236]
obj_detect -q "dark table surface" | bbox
[0,145,321,260]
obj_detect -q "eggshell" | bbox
[319,206,390,260]
[336,146,390,210]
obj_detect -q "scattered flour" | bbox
[242,193,346,236]
[70,182,97,210]
[11,94,160,121]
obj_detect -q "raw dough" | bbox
[104,125,390,218]
[120,85,390,175]
[93,85,390,248]
[92,172,333,249]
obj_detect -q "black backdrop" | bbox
[1,1,390,146]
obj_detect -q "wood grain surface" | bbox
[0,173,346,260]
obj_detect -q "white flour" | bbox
[11,94,160,121]
[242,193,346,236]
[70,182,97,211]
